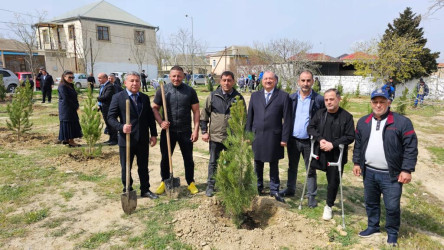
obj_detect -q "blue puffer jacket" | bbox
[353,111,418,181]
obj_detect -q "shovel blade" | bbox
[165,176,181,190]
[121,190,137,215]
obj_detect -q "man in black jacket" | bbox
[107,71,158,199]
[307,88,355,220]
[279,70,325,208]
[152,66,200,195]
[97,73,117,145]
[39,68,54,103]
[200,71,245,197]
[353,89,418,247]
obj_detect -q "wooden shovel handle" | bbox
[160,82,173,174]
[125,99,131,193]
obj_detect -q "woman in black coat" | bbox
[58,70,82,147]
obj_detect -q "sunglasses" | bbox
[67,76,75,79]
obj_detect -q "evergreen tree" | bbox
[0,75,6,101]
[396,87,409,115]
[206,76,214,92]
[383,7,440,76]
[80,87,103,157]
[6,81,33,140]
[215,97,257,228]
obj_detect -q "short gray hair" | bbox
[264,70,278,80]
[324,88,341,98]
[124,71,140,81]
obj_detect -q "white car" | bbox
[192,74,206,85]
[1,68,20,93]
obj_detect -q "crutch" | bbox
[298,135,319,210]
[327,144,345,229]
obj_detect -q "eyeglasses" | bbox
[67,76,74,79]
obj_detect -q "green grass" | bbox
[80,230,115,248]
[427,146,444,165]
[60,189,75,201]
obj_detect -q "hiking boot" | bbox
[205,186,214,197]
[323,205,333,220]
[188,182,199,194]
[155,181,165,195]
[358,228,381,238]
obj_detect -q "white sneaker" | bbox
[323,205,332,220]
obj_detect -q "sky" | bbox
[0,0,443,61]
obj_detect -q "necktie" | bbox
[132,94,141,114]
[266,92,271,104]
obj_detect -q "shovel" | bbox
[121,99,137,214]
[159,82,180,192]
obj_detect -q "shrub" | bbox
[6,81,33,140]
[206,77,214,92]
[396,87,409,115]
[0,75,6,101]
[80,87,103,157]
[340,93,351,110]
[355,84,361,97]
[215,97,257,227]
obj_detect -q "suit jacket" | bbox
[246,88,292,162]
[97,81,115,114]
[108,91,158,147]
[40,74,54,89]
[58,83,79,122]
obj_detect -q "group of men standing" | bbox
[107,66,416,247]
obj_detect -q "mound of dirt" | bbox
[173,196,329,249]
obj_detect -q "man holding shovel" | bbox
[152,66,200,195]
[108,71,158,199]
[306,88,355,221]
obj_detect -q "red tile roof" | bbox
[340,52,377,60]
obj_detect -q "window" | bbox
[212,60,216,68]
[97,26,110,41]
[0,70,11,77]
[42,30,49,44]
[134,30,145,44]
[68,25,75,40]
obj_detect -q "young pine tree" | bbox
[396,87,409,115]
[6,81,33,140]
[206,76,214,92]
[215,97,257,228]
[80,87,103,157]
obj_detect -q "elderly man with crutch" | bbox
[306,88,355,223]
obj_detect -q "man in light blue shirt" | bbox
[279,70,325,208]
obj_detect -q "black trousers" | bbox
[254,160,280,194]
[42,86,52,102]
[119,143,151,193]
[142,81,148,92]
[160,130,195,185]
[326,163,344,207]
[207,141,226,188]
[101,110,117,141]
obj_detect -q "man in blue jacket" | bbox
[353,89,418,247]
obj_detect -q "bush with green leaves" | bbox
[6,81,33,140]
[313,78,321,93]
[215,97,257,227]
[396,87,409,115]
[80,87,103,157]
[206,77,214,92]
[284,82,292,94]
[340,93,351,110]
[0,75,6,101]
[335,82,344,95]
[355,84,361,97]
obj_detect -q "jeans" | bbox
[207,141,226,188]
[364,167,403,237]
[160,130,195,185]
[414,94,425,107]
[285,137,317,196]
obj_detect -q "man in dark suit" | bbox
[107,71,158,199]
[97,73,117,145]
[246,71,292,203]
[39,68,54,103]
[279,70,325,208]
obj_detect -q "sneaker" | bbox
[323,205,333,220]
[188,182,199,194]
[205,186,214,197]
[387,234,398,247]
[155,181,165,195]
[358,228,381,238]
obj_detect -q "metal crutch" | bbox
[298,135,319,210]
[327,144,345,229]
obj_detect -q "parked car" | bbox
[15,72,39,90]
[158,74,170,84]
[1,68,20,93]
[192,74,206,85]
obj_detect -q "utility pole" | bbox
[90,38,93,76]
[73,35,78,72]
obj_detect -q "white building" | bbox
[35,0,159,78]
